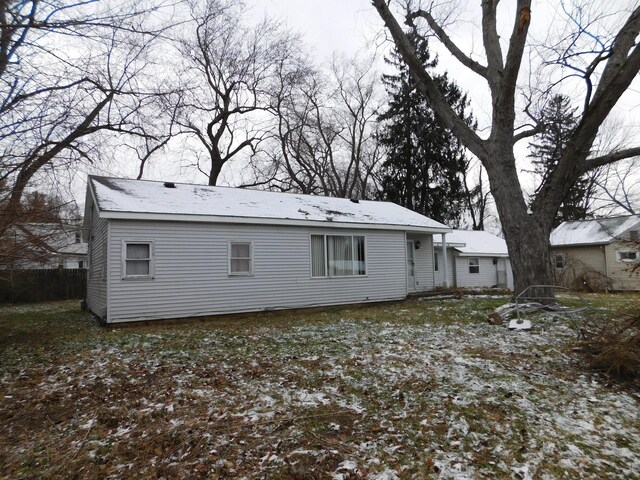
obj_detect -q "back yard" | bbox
[1,295,639,479]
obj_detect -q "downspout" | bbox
[442,233,449,289]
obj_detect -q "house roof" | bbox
[434,229,509,257]
[16,223,88,256]
[550,215,640,247]
[87,176,451,233]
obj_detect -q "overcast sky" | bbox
[73,0,640,212]
[253,0,382,60]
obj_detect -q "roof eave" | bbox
[98,210,452,234]
[550,242,608,248]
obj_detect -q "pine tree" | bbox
[529,95,596,226]
[377,33,475,226]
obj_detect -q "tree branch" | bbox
[407,9,489,79]
[371,0,487,160]
[581,147,640,174]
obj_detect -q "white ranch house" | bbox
[84,176,457,324]
[433,229,514,290]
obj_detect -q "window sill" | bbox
[122,276,155,281]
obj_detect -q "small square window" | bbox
[555,254,565,269]
[123,241,154,279]
[229,242,252,275]
[469,257,480,274]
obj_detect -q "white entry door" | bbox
[406,241,416,292]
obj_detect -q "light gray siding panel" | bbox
[505,259,514,290]
[107,221,408,322]
[454,256,500,288]
[87,214,108,319]
[433,248,456,287]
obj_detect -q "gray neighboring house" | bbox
[83,176,452,324]
[550,215,640,291]
[433,230,514,290]
[5,223,88,270]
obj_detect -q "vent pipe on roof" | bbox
[164,182,176,188]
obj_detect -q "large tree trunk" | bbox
[484,142,554,297]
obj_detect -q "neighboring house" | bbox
[550,215,640,291]
[433,230,514,290]
[83,176,452,324]
[2,223,88,270]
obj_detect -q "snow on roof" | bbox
[88,176,450,232]
[550,215,640,246]
[434,229,509,257]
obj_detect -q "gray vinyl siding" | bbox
[86,215,108,319]
[433,248,456,288]
[505,259,514,290]
[106,220,408,323]
[408,234,435,291]
[454,256,501,288]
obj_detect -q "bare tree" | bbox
[463,159,492,231]
[252,54,384,199]
[0,0,169,235]
[372,0,640,295]
[170,0,301,186]
[593,158,639,215]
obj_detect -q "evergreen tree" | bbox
[377,33,475,226]
[529,95,597,226]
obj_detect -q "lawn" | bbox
[0,295,639,479]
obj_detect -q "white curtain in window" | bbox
[126,243,150,276]
[127,243,149,259]
[311,235,326,277]
[231,243,250,258]
[328,235,353,276]
[230,242,251,273]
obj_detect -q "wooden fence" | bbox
[0,269,87,304]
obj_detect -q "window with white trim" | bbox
[555,254,565,269]
[469,257,480,274]
[229,242,252,275]
[311,235,365,277]
[123,241,154,278]
[617,251,638,262]
[434,252,439,272]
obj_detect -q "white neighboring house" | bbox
[5,223,88,270]
[83,176,453,324]
[550,215,640,291]
[433,230,514,290]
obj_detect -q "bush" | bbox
[577,311,640,382]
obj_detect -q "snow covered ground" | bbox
[0,296,638,479]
